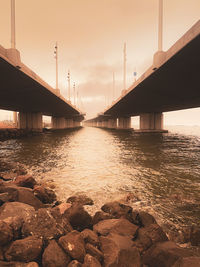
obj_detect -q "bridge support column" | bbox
[108,118,117,129]
[18,112,42,132]
[51,117,66,129]
[118,117,131,129]
[102,120,108,128]
[139,113,167,132]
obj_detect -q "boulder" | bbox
[0,262,39,267]
[172,256,200,267]
[81,229,100,247]
[33,185,57,204]
[142,241,194,267]
[101,201,132,219]
[14,175,37,189]
[67,195,94,206]
[132,227,152,253]
[137,211,157,227]
[0,185,44,209]
[0,202,35,222]
[5,236,43,262]
[190,226,200,246]
[49,207,73,233]
[68,260,82,267]
[85,243,104,263]
[53,202,72,215]
[42,239,71,267]
[0,220,13,245]
[59,230,86,263]
[3,216,24,240]
[92,211,114,225]
[82,254,101,267]
[64,204,92,231]
[0,246,4,260]
[93,218,138,237]
[100,233,141,267]
[139,224,168,244]
[22,208,69,241]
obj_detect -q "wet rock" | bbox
[172,256,200,267]
[33,185,57,204]
[190,226,200,246]
[5,236,43,262]
[49,207,73,233]
[0,185,44,209]
[92,211,114,225]
[59,230,86,263]
[137,211,157,227]
[22,208,69,241]
[0,220,13,245]
[14,175,37,189]
[100,233,141,267]
[0,261,39,267]
[82,254,101,267]
[68,260,82,267]
[132,227,152,253]
[53,202,72,214]
[67,195,94,206]
[0,202,35,221]
[85,243,103,263]
[101,201,132,219]
[140,223,168,244]
[42,239,71,267]
[3,216,24,240]
[142,241,194,267]
[81,229,100,247]
[93,218,138,237]
[65,204,92,231]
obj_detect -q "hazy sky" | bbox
[0,0,200,124]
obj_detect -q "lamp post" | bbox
[158,0,163,51]
[54,43,58,89]
[123,42,127,90]
[73,82,76,106]
[11,0,16,49]
[67,70,70,101]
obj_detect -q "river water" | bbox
[0,126,200,235]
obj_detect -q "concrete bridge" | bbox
[84,20,200,132]
[0,46,84,132]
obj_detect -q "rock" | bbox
[33,185,57,204]
[67,195,94,206]
[139,224,168,244]
[172,256,200,267]
[42,239,71,267]
[0,185,44,209]
[68,260,82,267]
[190,226,200,246]
[22,208,69,241]
[81,229,100,247]
[54,202,72,214]
[137,211,157,227]
[100,233,141,267]
[101,201,132,219]
[142,241,194,267]
[0,202,35,221]
[3,216,24,240]
[65,204,92,231]
[82,254,101,267]
[93,218,138,237]
[14,175,37,189]
[92,211,114,225]
[85,243,104,263]
[0,220,13,245]
[132,227,152,253]
[59,230,86,263]
[49,207,73,233]
[0,192,12,204]
[0,262,39,267]
[5,236,43,262]
[0,246,4,260]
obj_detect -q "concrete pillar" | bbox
[140,113,163,131]
[18,112,42,132]
[102,120,108,128]
[108,118,117,129]
[118,117,131,129]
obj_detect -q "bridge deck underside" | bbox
[105,34,200,117]
[0,58,81,119]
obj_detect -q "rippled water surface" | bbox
[1,126,200,230]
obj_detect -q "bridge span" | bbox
[84,20,200,132]
[0,46,84,131]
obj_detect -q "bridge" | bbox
[84,20,200,132]
[0,46,84,132]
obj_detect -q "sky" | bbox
[0,0,200,124]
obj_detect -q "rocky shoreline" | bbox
[0,165,200,267]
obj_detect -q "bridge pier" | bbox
[139,112,167,132]
[51,117,81,129]
[108,118,117,129]
[118,117,131,129]
[18,112,43,132]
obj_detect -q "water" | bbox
[0,126,200,234]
